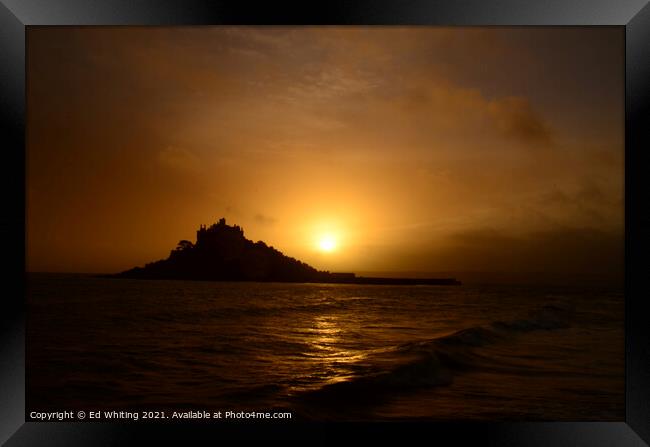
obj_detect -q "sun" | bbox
[317,235,337,252]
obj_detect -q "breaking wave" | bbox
[292,303,575,408]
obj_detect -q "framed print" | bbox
[1,1,649,445]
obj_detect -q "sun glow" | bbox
[318,235,337,252]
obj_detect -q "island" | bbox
[115,218,461,286]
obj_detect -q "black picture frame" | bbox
[2,1,649,445]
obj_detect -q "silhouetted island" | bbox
[116,218,461,285]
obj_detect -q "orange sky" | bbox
[27,27,624,279]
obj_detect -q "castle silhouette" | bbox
[196,217,243,245]
[117,218,460,285]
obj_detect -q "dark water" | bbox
[27,274,624,420]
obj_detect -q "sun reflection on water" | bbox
[302,314,371,387]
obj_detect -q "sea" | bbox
[26,273,624,421]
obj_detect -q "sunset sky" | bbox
[27,27,624,280]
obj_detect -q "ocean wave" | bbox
[291,302,575,408]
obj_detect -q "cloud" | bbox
[487,96,553,145]
[535,184,622,228]
[254,213,277,225]
[330,80,557,154]
[158,146,201,172]
[440,226,623,276]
